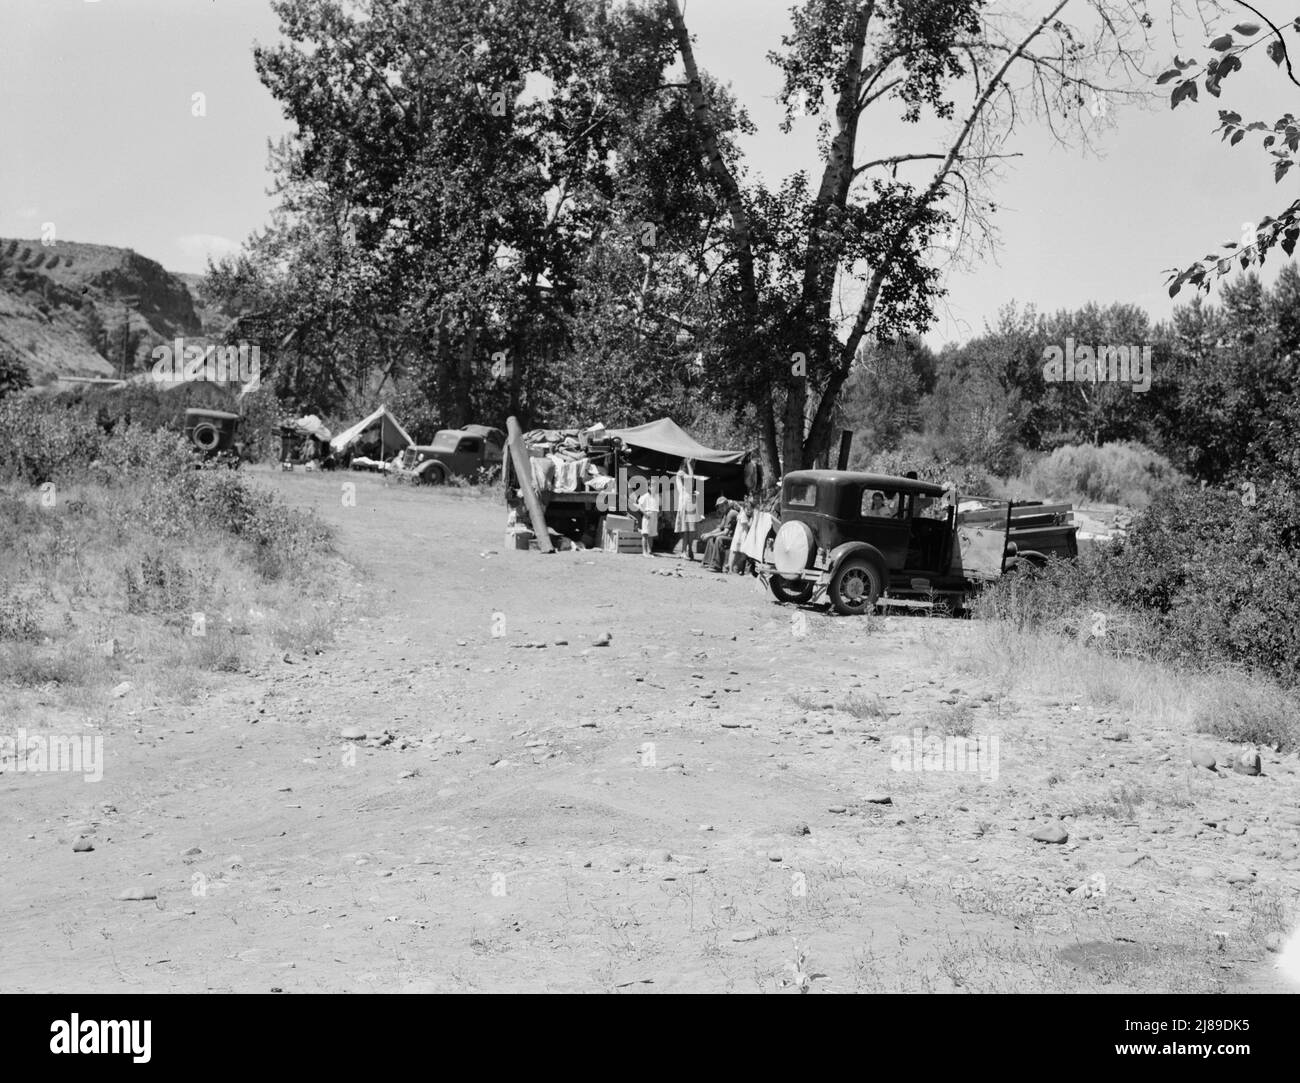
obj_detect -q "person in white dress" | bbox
[673,459,701,561]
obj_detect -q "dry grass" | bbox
[0,474,346,710]
[932,621,1300,749]
[836,691,890,721]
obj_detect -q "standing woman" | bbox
[674,458,700,561]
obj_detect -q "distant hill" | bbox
[0,239,233,385]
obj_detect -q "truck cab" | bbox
[399,429,487,483]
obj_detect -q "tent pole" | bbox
[506,416,554,554]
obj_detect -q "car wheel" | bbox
[828,558,882,616]
[769,575,814,604]
[421,464,446,485]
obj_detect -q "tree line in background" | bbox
[845,264,1300,497]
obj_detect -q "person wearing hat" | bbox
[701,497,739,572]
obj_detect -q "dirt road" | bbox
[3,467,1297,992]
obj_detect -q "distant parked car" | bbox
[184,408,241,468]
[395,429,491,484]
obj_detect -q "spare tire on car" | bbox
[772,520,815,576]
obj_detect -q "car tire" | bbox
[192,423,221,452]
[828,557,882,616]
[421,464,446,485]
[769,575,814,604]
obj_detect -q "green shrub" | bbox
[0,398,103,482]
[978,478,1300,688]
[1025,441,1180,507]
[0,579,41,641]
[3,398,332,582]
[0,346,32,400]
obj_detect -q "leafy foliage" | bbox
[0,344,32,399]
[1163,14,1300,295]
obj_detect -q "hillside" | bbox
[0,238,227,384]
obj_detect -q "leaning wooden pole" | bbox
[506,415,554,554]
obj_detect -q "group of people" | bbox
[632,459,762,573]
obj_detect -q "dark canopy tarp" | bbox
[607,418,743,465]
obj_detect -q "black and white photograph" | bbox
[2,0,1299,1034]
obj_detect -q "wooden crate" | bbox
[604,530,643,554]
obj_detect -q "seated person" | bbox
[701,498,738,571]
[865,490,900,517]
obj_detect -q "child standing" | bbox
[635,486,660,558]
[728,495,754,573]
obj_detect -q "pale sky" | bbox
[1,0,1293,344]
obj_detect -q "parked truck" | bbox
[395,429,494,484]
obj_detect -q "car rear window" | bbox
[787,483,816,507]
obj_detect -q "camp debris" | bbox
[503,417,745,554]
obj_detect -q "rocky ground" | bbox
[2,467,1297,993]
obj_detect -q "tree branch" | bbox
[853,151,1022,176]
[1234,0,1300,89]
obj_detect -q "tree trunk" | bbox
[802,0,1070,468]
[785,4,871,471]
[666,0,778,481]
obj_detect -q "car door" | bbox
[855,486,911,570]
[455,436,482,477]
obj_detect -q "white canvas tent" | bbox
[330,405,414,458]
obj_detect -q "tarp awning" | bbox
[607,418,743,465]
[288,414,332,441]
[330,406,414,456]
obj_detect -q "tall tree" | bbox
[665,0,1182,476]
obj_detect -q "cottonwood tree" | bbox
[664,0,1189,476]
[1162,5,1300,295]
[242,0,689,426]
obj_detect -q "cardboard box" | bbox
[601,514,635,546]
[505,529,535,550]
